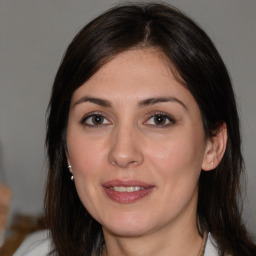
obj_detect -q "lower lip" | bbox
[103,187,154,203]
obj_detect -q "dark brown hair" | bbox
[45,2,256,256]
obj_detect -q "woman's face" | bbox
[66,49,211,238]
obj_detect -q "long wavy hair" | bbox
[45,2,256,256]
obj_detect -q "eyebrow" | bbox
[73,96,112,108]
[73,96,187,110]
[138,97,188,110]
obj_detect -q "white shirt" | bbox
[13,230,219,256]
[13,230,52,256]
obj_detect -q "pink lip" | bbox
[102,179,155,204]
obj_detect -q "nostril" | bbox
[127,161,139,167]
[110,159,140,168]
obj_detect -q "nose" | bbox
[108,124,144,169]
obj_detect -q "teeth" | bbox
[112,186,144,192]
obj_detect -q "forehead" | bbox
[95,48,177,82]
[72,48,190,101]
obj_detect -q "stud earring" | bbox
[68,165,74,181]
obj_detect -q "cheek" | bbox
[148,135,204,173]
[146,130,206,197]
[67,131,107,179]
[67,135,106,216]
[67,135,110,219]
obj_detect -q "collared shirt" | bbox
[13,230,220,256]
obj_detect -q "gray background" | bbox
[0,0,255,231]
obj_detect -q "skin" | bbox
[66,48,225,256]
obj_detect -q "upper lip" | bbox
[102,179,154,188]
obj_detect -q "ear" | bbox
[201,122,228,171]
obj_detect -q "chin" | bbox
[101,213,155,237]
[103,224,150,238]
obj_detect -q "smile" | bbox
[102,180,154,203]
[110,186,145,192]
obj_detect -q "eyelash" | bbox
[80,112,111,128]
[80,112,176,128]
[144,112,176,128]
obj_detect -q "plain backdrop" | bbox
[0,0,255,232]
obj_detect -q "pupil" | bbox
[155,115,165,125]
[93,115,103,124]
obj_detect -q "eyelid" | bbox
[80,111,112,127]
[143,111,176,127]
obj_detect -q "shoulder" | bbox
[13,230,53,256]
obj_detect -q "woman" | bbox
[14,2,256,256]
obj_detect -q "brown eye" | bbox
[92,115,104,125]
[82,114,111,127]
[144,113,175,127]
[154,115,167,125]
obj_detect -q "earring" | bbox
[68,165,74,181]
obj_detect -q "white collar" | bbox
[204,233,219,256]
